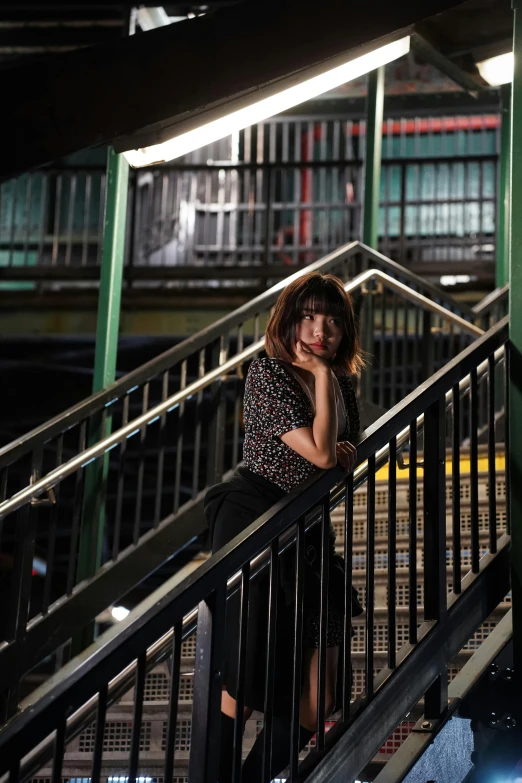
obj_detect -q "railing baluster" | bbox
[51,716,66,783]
[366,455,376,698]
[37,174,48,265]
[488,354,497,553]
[192,349,206,499]
[91,684,108,783]
[232,326,244,468]
[390,294,398,405]
[164,621,182,783]
[232,562,250,783]
[113,396,130,559]
[290,516,305,779]
[65,174,77,266]
[128,652,146,783]
[379,291,386,408]
[154,370,169,527]
[423,397,448,626]
[189,585,227,783]
[408,422,418,645]
[174,361,187,515]
[316,496,330,752]
[51,174,62,266]
[82,173,92,266]
[470,368,480,572]
[43,435,64,614]
[388,436,397,669]
[342,475,354,720]
[452,384,462,594]
[262,538,280,780]
[67,420,87,595]
[402,301,409,402]
[22,174,32,268]
[133,383,150,545]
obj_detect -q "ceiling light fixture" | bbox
[123,36,410,167]
[476,52,513,86]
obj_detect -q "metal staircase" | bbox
[0,242,508,721]
[0,313,511,783]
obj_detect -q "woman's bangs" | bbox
[296,284,347,320]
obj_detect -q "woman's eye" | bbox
[303,314,314,320]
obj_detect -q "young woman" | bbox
[204,271,363,782]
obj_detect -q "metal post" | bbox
[510,0,522,713]
[76,148,129,587]
[498,84,511,287]
[363,66,384,249]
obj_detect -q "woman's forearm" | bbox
[311,368,337,467]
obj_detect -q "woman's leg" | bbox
[240,646,339,783]
[299,646,339,731]
[219,690,254,783]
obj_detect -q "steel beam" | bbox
[2,0,467,180]
[510,0,522,716]
[410,32,482,96]
[76,149,129,589]
[498,84,511,288]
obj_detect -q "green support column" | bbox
[363,66,384,249]
[498,83,511,288]
[77,148,129,587]
[510,0,522,708]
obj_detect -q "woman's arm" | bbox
[280,342,337,469]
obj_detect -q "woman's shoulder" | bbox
[246,357,301,391]
[247,357,289,379]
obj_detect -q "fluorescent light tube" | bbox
[124,36,410,167]
[476,52,513,86]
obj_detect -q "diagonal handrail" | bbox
[0,241,476,468]
[0,317,509,780]
[0,269,483,520]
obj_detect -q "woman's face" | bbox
[295,308,344,361]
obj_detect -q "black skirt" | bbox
[204,467,356,716]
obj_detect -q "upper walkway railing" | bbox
[0,244,487,719]
[0,151,497,289]
[0,316,509,783]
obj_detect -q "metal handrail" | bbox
[0,241,476,468]
[0,269,484,520]
[1,317,508,782]
[472,283,509,315]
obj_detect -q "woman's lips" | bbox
[310,343,328,349]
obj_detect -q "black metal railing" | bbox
[0,246,488,719]
[0,154,497,288]
[0,317,509,783]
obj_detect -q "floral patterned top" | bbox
[243,357,360,492]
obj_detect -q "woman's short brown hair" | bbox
[265,272,364,375]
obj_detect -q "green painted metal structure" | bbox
[77,148,129,588]
[363,66,385,249]
[510,0,522,706]
[498,83,511,287]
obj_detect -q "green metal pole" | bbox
[498,83,511,288]
[363,66,384,249]
[510,0,522,709]
[76,148,129,587]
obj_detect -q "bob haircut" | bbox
[265,272,364,375]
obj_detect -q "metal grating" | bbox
[78,721,152,753]
[161,720,192,752]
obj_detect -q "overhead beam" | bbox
[4,0,466,180]
[410,31,484,95]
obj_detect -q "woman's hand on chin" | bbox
[292,340,330,376]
